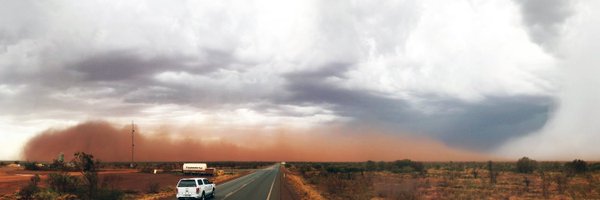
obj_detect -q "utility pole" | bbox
[130,121,135,168]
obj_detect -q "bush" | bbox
[47,172,80,194]
[18,174,41,200]
[589,163,600,171]
[23,162,40,171]
[516,157,537,173]
[565,159,588,174]
[365,160,377,171]
[32,190,59,200]
[390,160,425,174]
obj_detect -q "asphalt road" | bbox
[213,163,286,200]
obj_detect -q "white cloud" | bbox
[0,0,568,159]
[497,0,600,160]
[344,0,556,103]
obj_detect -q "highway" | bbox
[213,163,287,200]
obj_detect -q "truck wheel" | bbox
[200,192,205,200]
[212,189,215,197]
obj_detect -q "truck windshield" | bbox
[177,180,196,187]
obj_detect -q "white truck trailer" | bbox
[182,163,216,175]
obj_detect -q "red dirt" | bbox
[0,167,136,195]
[0,166,254,200]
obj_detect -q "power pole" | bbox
[130,121,135,168]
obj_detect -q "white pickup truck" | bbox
[176,178,216,200]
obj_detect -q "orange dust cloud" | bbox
[22,121,493,162]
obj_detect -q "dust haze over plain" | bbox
[0,0,597,161]
[23,121,489,161]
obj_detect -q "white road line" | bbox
[265,171,276,200]
[223,177,257,200]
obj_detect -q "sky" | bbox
[0,0,596,161]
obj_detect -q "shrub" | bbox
[33,190,59,200]
[589,163,600,171]
[365,160,377,171]
[23,162,40,171]
[516,157,537,173]
[565,159,588,174]
[390,160,424,174]
[18,174,41,200]
[47,172,80,194]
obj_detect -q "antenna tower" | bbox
[130,121,135,168]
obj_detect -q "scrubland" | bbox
[285,158,600,200]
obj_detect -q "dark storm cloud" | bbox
[0,47,246,118]
[282,65,554,151]
[71,49,236,82]
[71,50,171,82]
[425,96,552,151]
[513,0,573,52]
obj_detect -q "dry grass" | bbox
[129,187,175,200]
[289,165,600,200]
[284,170,326,200]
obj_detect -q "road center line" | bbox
[265,170,277,200]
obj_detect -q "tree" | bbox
[365,160,377,171]
[73,152,99,200]
[565,159,588,174]
[516,157,537,173]
[50,152,66,170]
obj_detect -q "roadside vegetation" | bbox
[285,158,600,199]
[15,152,124,200]
[1,154,266,200]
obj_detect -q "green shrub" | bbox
[47,172,80,194]
[516,157,537,173]
[23,162,40,171]
[18,174,41,200]
[589,163,600,171]
[32,190,60,200]
[565,159,588,174]
[390,160,424,173]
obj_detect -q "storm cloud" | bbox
[281,64,553,150]
[0,0,576,160]
[513,0,574,53]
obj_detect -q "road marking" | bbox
[223,177,257,200]
[265,170,277,200]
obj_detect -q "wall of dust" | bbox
[22,121,491,162]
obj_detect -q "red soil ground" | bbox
[0,166,233,196]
